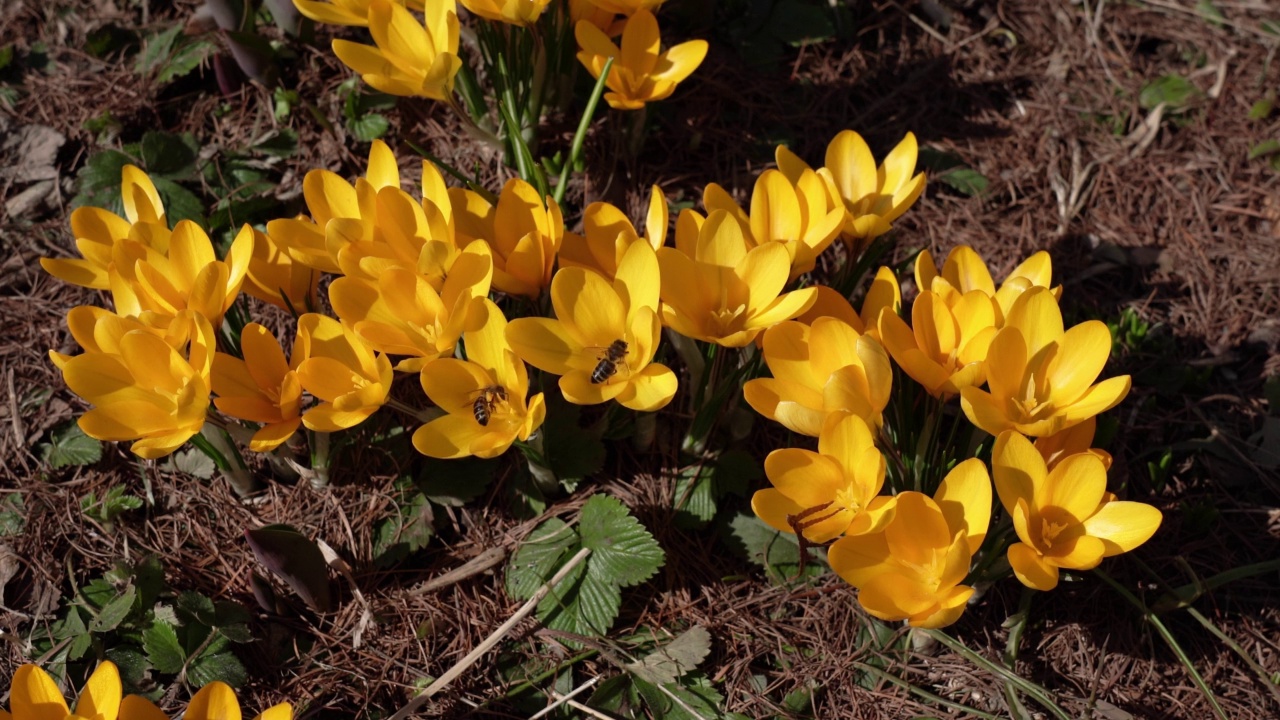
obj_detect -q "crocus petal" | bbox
[615,363,677,412]
[413,414,489,459]
[187,681,242,720]
[817,412,875,473]
[992,430,1046,515]
[506,318,590,375]
[552,267,626,349]
[959,386,1012,437]
[1006,287,1063,358]
[11,664,71,720]
[560,369,626,405]
[934,457,992,554]
[1042,453,1107,522]
[859,572,939,621]
[249,418,303,453]
[1008,542,1059,591]
[910,585,973,629]
[751,487,807,536]
[828,530,893,588]
[824,130,876,203]
[420,358,491,414]
[119,696,169,720]
[76,661,122,720]
[1082,501,1162,557]
[252,703,294,720]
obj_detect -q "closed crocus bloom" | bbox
[242,226,319,313]
[559,186,667,281]
[451,178,563,299]
[575,10,707,110]
[705,169,844,280]
[753,412,894,544]
[42,165,170,290]
[915,245,1057,322]
[267,140,404,274]
[877,285,999,397]
[460,0,551,25]
[55,310,215,459]
[329,240,493,371]
[415,299,546,458]
[294,314,394,431]
[332,0,461,100]
[212,324,303,452]
[817,130,926,242]
[744,318,891,437]
[1035,416,1112,471]
[185,681,292,720]
[506,241,677,411]
[294,0,425,26]
[960,287,1131,437]
[2,661,122,720]
[110,221,252,326]
[828,458,992,628]
[658,210,817,347]
[993,431,1161,591]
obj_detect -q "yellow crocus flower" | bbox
[915,245,1057,321]
[960,287,1131,437]
[877,284,999,397]
[582,0,663,16]
[108,221,252,327]
[752,412,894,544]
[574,10,707,111]
[798,130,926,243]
[743,317,891,437]
[3,661,122,720]
[53,310,215,459]
[266,140,405,275]
[506,241,676,411]
[558,185,667,281]
[460,0,551,25]
[184,681,292,720]
[212,324,304,452]
[329,240,494,371]
[294,314,394,431]
[331,0,461,101]
[451,178,563,299]
[241,226,319,313]
[414,299,546,458]
[658,210,817,347]
[42,165,170,290]
[294,0,425,27]
[993,430,1161,591]
[569,0,622,34]
[828,458,992,628]
[704,168,845,280]
[1035,416,1112,471]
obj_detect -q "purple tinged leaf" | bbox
[223,30,277,86]
[202,0,247,31]
[261,0,302,36]
[245,524,332,612]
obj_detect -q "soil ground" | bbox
[2,0,1279,718]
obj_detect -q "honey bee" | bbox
[471,386,508,427]
[590,339,628,384]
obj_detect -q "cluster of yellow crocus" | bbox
[0,661,290,720]
[746,233,1160,624]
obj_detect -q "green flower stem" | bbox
[1094,568,1230,720]
[309,429,331,490]
[552,56,614,205]
[194,422,260,498]
[927,629,1073,720]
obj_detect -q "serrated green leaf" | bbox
[177,591,218,626]
[536,560,621,639]
[55,606,87,640]
[673,465,718,529]
[81,578,116,609]
[141,131,198,177]
[723,512,821,582]
[68,632,93,660]
[149,177,205,227]
[505,519,578,600]
[134,555,165,615]
[135,25,182,76]
[1248,139,1280,160]
[43,421,103,468]
[350,113,390,142]
[253,128,298,158]
[104,646,149,687]
[624,626,712,685]
[143,619,186,673]
[542,393,606,483]
[136,25,214,84]
[662,674,726,720]
[939,167,989,197]
[91,585,137,632]
[186,651,247,688]
[0,493,26,537]
[579,495,664,588]
[1139,74,1199,110]
[374,490,435,566]
[166,448,216,479]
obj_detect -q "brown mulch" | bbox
[3,0,1280,718]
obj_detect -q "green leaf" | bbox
[253,128,298,158]
[768,1,836,46]
[104,647,149,687]
[505,519,578,600]
[177,590,218,626]
[673,465,718,529]
[244,524,332,612]
[537,560,622,639]
[350,113,390,142]
[136,25,215,84]
[134,25,182,75]
[166,448,216,479]
[186,651,247,688]
[374,489,435,566]
[68,632,93,660]
[1248,139,1280,160]
[724,512,821,582]
[1194,0,1225,26]
[0,45,13,71]
[418,456,498,506]
[663,674,726,720]
[143,619,186,674]
[41,421,103,469]
[134,555,166,613]
[541,392,606,484]
[939,167,989,197]
[150,177,205,226]
[624,625,712,685]
[1139,74,1199,110]
[0,493,26,537]
[578,495,664,588]
[91,585,137,632]
[1249,98,1275,121]
[140,131,198,177]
